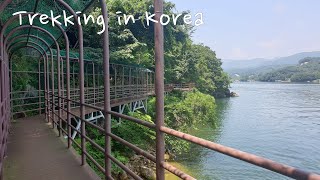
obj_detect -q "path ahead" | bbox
[3,115,99,180]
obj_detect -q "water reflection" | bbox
[167,83,320,179]
[166,96,232,179]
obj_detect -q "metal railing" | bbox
[1,0,319,179]
[44,85,320,180]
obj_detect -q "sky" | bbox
[171,0,320,60]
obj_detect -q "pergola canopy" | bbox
[0,0,95,52]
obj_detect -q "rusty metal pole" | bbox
[7,35,53,122]
[3,20,62,125]
[7,41,48,116]
[66,45,71,150]
[8,43,50,120]
[114,65,117,98]
[72,62,76,106]
[0,0,12,12]
[38,57,42,114]
[122,66,124,96]
[98,65,101,101]
[61,57,65,120]
[51,48,56,129]
[100,0,112,178]
[1,13,68,126]
[43,54,47,119]
[9,41,48,118]
[147,71,149,94]
[57,52,62,136]
[85,63,89,101]
[129,68,132,95]
[56,0,83,158]
[46,51,50,122]
[9,55,13,120]
[92,63,96,106]
[154,0,165,179]
[3,25,61,131]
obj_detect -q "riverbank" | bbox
[167,83,320,179]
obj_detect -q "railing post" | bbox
[93,63,96,106]
[154,0,165,179]
[57,55,62,136]
[55,0,85,164]
[79,26,86,167]
[100,0,112,178]
[44,54,47,121]
[38,59,41,115]
[114,65,117,98]
[65,37,71,149]
[10,57,12,120]
[51,52,55,129]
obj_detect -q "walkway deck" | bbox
[3,115,100,180]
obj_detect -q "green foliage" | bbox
[10,0,229,176]
[164,90,216,130]
[73,125,132,178]
[82,0,230,96]
[148,90,217,154]
[185,44,231,96]
[257,58,320,82]
[11,53,38,92]
[112,111,156,152]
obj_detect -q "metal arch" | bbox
[4,25,59,53]
[8,35,53,121]
[8,41,47,56]
[7,35,52,53]
[3,24,64,136]
[0,0,12,12]
[10,44,49,116]
[2,27,60,124]
[1,12,69,58]
[8,40,48,54]
[1,13,58,55]
[0,12,71,139]
[54,0,86,165]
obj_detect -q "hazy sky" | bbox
[171,0,320,60]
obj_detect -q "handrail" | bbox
[10,78,320,179]
[43,90,320,180]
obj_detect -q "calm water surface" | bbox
[167,82,320,180]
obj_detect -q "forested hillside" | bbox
[235,57,320,82]
[78,0,230,97]
[76,0,231,178]
[257,57,320,82]
[11,1,231,178]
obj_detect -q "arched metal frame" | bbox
[9,43,48,116]
[0,0,320,180]
[1,11,71,145]
[7,35,52,121]
[9,38,51,116]
[3,25,62,138]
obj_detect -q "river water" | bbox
[167,82,320,180]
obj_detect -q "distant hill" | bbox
[256,57,320,82]
[222,51,320,76]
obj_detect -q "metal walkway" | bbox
[3,115,99,180]
[1,0,320,179]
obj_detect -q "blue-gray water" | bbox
[169,82,320,180]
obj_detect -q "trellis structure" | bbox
[1,0,320,180]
